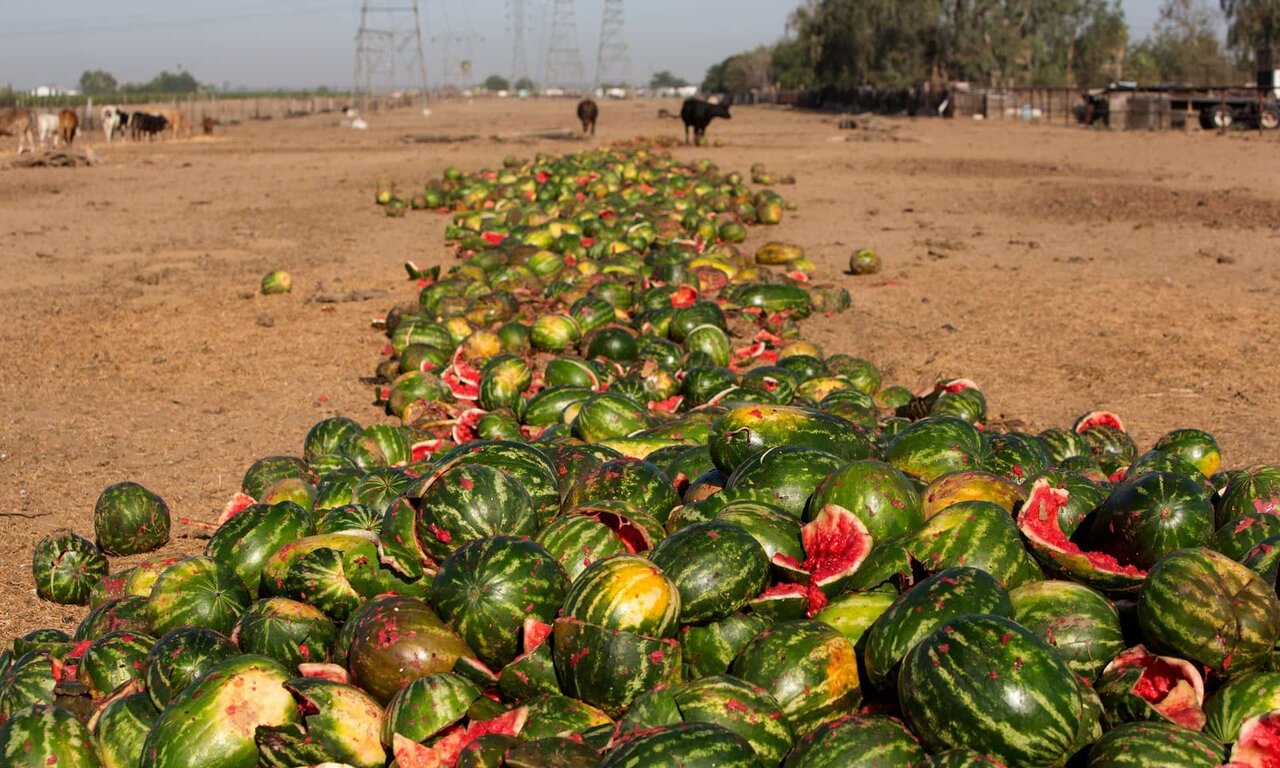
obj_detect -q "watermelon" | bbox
[783,714,925,768]
[572,392,653,443]
[502,736,600,768]
[561,554,682,638]
[0,651,58,719]
[147,556,251,636]
[551,617,681,716]
[1084,721,1223,767]
[984,432,1051,485]
[241,456,312,500]
[715,499,805,564]
[908,500,1043,589]
[724,446,843,518]
[93,692,158,768]
[663,675,793,764]
[205,501,314,597]
[315,503,383,534]
[1229,712,1280,768]
[1039,427,1092,463]
[1019,478,1146,593]
[0,704,102,768]
[899,614,1083,765]
[807,459,923,540]
[885,417,989,483]
[76,630,155,697]
[1079,425,1136,475]
[813,591,896,646]
[1137,547,1280,675]
[1153,429,1221,478]
[94,482,171,556]
[32,532,109,606]
[731,619,860,736]
[413,463,537,561]
[233,597,338,669]
[139,655,298,768]
[921,470,1026,520]
[1008,580,1126,681]
[352,466,414,514]
[1216,464,1280,528]
[864,567,1013,688]
[516,694,613,741]
[304,417,364,464]
[1096,645,1205,730]
[1213,514,1280,562]
[535,513,632,581]
[255,678,385,768]
[599,722,759,768]
[1088,472,1214,570]
[143,628,240,709]
[708,404,872,476]
[344,595,476,703]
[1204,671,1280,743]
[680,613,771,679]
[432,536,569,668]
[647,521,768,623]
[563,458,681,525]
[75,596,152,640]
[433,441,561,524]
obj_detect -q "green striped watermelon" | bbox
[783,714,925,768]
[551,617,681,717]
[730,619,860,736]
[93,692,158,768]
[923,749,1014,767]
[501,736,600,768]
[1216,464,1280,528]
[1,704,102,768]
[0,651,58,721]
[1137,547,1280,675]
[708,404,871,476]
[599,722,759,768]
[205,501,314,597]
[382,672,483,744]
[433,441,561,527]
[1019,479,1146,593]
[898,614,1083,766]
[76,630,155,698]
[572,392,653,443]
[1008,580,1126,681]
[672,675,793,765]
[139,655,298,768]
[864,567,1013,688]
[985,432,1051,485]
[241,456,312,500]
[647,521,768,623]
[94,482,171,556]
[724,446,843,518]
[885,417,989,483]
[1153,429,1221,478]
[1088,472,1213,570]
[1085,721,1223,767]
[680,613,771,679]
[75,595,152,640]
[515,693,613,741]
[563,458,681,526]
[32,532,109,606]
[562,554,681,638]
[147,556,252,636]
[1095,645,1205,730]
[535,513,632,581]
[233,598,338,669]
[304,416,363,465]
[344,595,476,704]
[807,459,923,540]
[1039,427,1091,464]
[1204,671,1280,743]
[414,463,537,562]
[255,678,385,768]
[908,500,1042,589]
[314,503,383,535]
[432,536,569,668]
[142,628,239,710]
[1213,514,1280,562]
[921,471,1026,520]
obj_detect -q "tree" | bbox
[79,69,118,93]
[483,75,511,91]
[649,70,688,88]
[723,46,775,92]
[144,70,200,93]
[1221,0,1280,67]
[513,77,535,92]
[702,60,729,92]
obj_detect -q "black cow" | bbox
[131,112,168,141]
[577,99,598,135]
[680,98,731,145]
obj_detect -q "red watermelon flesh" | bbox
[1019,480,1146,578]
[395,707,529,768]
[1109,646,1205,730]
[801,504,871,588]
[1229,712,1280,768]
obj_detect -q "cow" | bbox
[58,109,78,147]
[131,112,168,140]
[576,99,598,136]
[154,107,191,139]
[680,98,731,145]
[102,106,130,142]
[36,113,60,148]
[0,107,36,154]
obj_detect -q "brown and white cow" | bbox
[0,107,36,154]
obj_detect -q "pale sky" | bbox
[2,0,1167,91]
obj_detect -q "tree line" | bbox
[702,0,1280,92]
[79,69,203,95]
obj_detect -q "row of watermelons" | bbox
[6,147,1280,768]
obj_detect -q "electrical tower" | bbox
[594,0,631,90]
[543,0,585,92]
[353,0,430,112]
[508,0,529,90]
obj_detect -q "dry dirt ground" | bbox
[1,98,1278,638]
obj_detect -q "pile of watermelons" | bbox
[7,148,1280,768]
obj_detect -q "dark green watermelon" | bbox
[885,417,989,483]
[599,722,758,768]
[783,714,925,768]
[648,521,768,623]
[32,532,109,606]
[147,556,252,636]
[807,459,923,540]
[414,463,537,562]
[143,627,240,709]
[708,404,871,476]
[1008,580,1125,681]
[205,501,314,597]
[551,617,681,717]
[1084,721,1223,767]
[94,482,171,556]
[233,598,338,669]
[1088,472,1213,570]
[0,704,102,768]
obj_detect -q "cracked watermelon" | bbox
[32,532,109,606]
[233,597,338,669]
[344,595,476,704]
[551,617,681,717]
[93,692,158,768]
[255,677,385,768]
[76,629,155,698]
[205,501,314,597]
[1008,579,1125,681]
[1095,645,1205,730]
[807,459,923,540]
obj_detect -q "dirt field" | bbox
[2,98,1278,638]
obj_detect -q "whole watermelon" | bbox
[94,482,171,556]
[32,532,109,606]
[147,556,252,636]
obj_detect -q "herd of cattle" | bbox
[576,97,732,144]
[0,104,191,153]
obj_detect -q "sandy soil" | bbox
[1,98,1278,638]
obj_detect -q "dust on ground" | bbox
[1,98,1278,636]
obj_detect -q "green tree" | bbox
[1129,0,1238,83]
[702,60,729,92]
[144,70,200,93]
[1221,0,1280,67]
[483,75,511,91]
[79,69,118,93]
[513,77,535,92]
[724,46,775,92]
[650,70,689,88]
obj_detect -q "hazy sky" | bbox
[4,0,1167,91]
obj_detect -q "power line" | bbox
[594,0,632,89]
[543,0,584,91]
[354,0,429,111]
[508,0,530,88]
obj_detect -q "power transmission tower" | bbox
[543,0,585,92]
[508,0,529,89]
[353,0,430,112]
[594,0,631,90]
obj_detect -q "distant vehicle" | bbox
[1082,80,1280,130]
